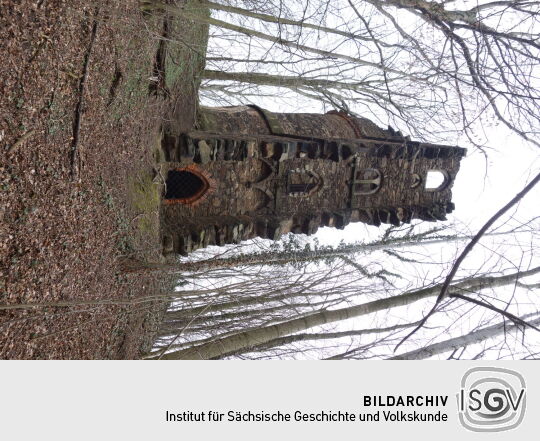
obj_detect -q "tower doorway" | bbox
[164,168,210,204]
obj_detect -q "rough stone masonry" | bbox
[159,106,466,255]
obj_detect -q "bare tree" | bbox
[146,217,540,360]
[186,0,540,145]
[136,1,540,360]
[390,312,540,360]
[151,264,539,359]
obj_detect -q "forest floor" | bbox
[0,0,208,358]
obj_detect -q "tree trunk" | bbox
[148,1,420,77]
[202,69,360,90]
[390,313,540,360]
[213,321,419,359]
[156,266,539,359]
[202,0,386,44]
[123,232,506,274]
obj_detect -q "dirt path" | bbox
[0,0,208,358]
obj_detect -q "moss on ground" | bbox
[128,171,161,236]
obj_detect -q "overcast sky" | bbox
[180,0,540,359]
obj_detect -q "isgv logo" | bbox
[457,367,526,432]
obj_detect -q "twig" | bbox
[7,129,35,155]
[0,294,183,310]
[153,164,167,193]
[450,293,540,332]
[70,15,99,179]
[131,213,144,224]
[395,169,540,351]
[151,301,215,360]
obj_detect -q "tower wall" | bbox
[160,106,466,255]
[198,106,392,139]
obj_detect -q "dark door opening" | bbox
[165,169,208,203]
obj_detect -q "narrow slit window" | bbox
[287,170,321,196]
[353,168,381,195]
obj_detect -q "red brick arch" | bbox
[164,164,216,206]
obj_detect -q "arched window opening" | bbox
[247,188,271,212]
[425,170,449,192]
[353,168,381,195]
[410,173,422,189]
[341,144,353,160]
[287,169,322,196]
[164,168,210,204]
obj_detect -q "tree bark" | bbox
[202,0,393,45]
[202,69,363,90]
[156,266,540,359]
[390,313,540,360]
[123,232,507,274]
[213,321,419,359]
[148,0,425,79]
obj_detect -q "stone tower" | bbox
[160,106,466,255]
